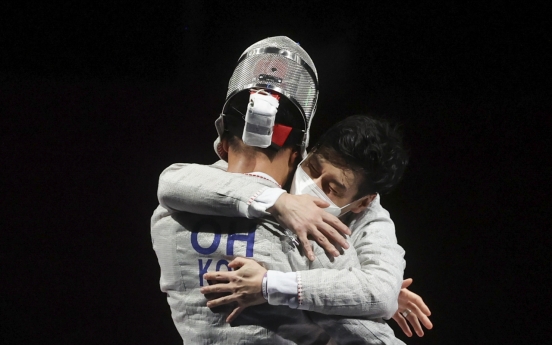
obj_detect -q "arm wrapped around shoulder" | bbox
[157,161,271,218]
[296,209,405,319]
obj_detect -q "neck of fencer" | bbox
[226,146,294,187]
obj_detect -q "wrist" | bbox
[267,192,288,216]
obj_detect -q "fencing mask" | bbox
[214,36,319,160]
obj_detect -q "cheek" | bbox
[324,188,350,206]
[311,178,335,200]
[333,197,351,208]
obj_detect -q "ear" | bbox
[350,194,377,214]
[221,136,230,153]
[288,148,300,169]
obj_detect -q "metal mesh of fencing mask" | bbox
[224,36,319,137]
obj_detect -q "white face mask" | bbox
[290,162,353,217]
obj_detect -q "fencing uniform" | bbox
[151,198,331,344]
[153,161,406,344]
[152,33,405,344]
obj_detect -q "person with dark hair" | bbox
[200,114,424,320]
[158,114,433,342]
[152,36,432,344]
[312,115,408,198]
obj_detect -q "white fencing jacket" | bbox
[152,161,406,344]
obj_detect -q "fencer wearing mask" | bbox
[152,36,431,344]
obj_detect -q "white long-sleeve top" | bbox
[158,160,406,320]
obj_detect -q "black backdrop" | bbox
[1,1,550,344]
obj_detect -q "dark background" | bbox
[1,1,550,344]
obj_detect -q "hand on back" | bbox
[268,193,351,261]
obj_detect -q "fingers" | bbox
[203,271,232,282]
[316,222,350,250]
[392,313,413,337]
[417,309,433,330]
[321,213,351,236]
[401,278,413,289]
[299,235,316,261]
[396,285,434,338]
[417,295,431,316]
[228,257,248,269]
[311,197,330,208]
[200,282,233,295]
[403,302,433,337]
[405,310,424,337]
[310,197,351,236]
[407,290,431,316]
[309,228,340,258]
[226,306,245,323]
[205,294,237,309]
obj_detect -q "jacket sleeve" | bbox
[308,312,405,345]
[296,204,405,319]
[157,161,275,218]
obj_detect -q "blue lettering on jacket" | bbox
[227,230,255,257]
[191,219,221,255]
[216,259,230,271]
[191,218,257,286]
[198,259,231,286]
[198,259,212,286]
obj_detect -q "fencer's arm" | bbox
[158,161,276,218]
[272,212,405,319]
[201,209,405,319]
[158,161,351,259]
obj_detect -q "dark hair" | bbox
[313,115,408,197]
[223,90,304,158]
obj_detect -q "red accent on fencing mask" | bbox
[272,123,293,147]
